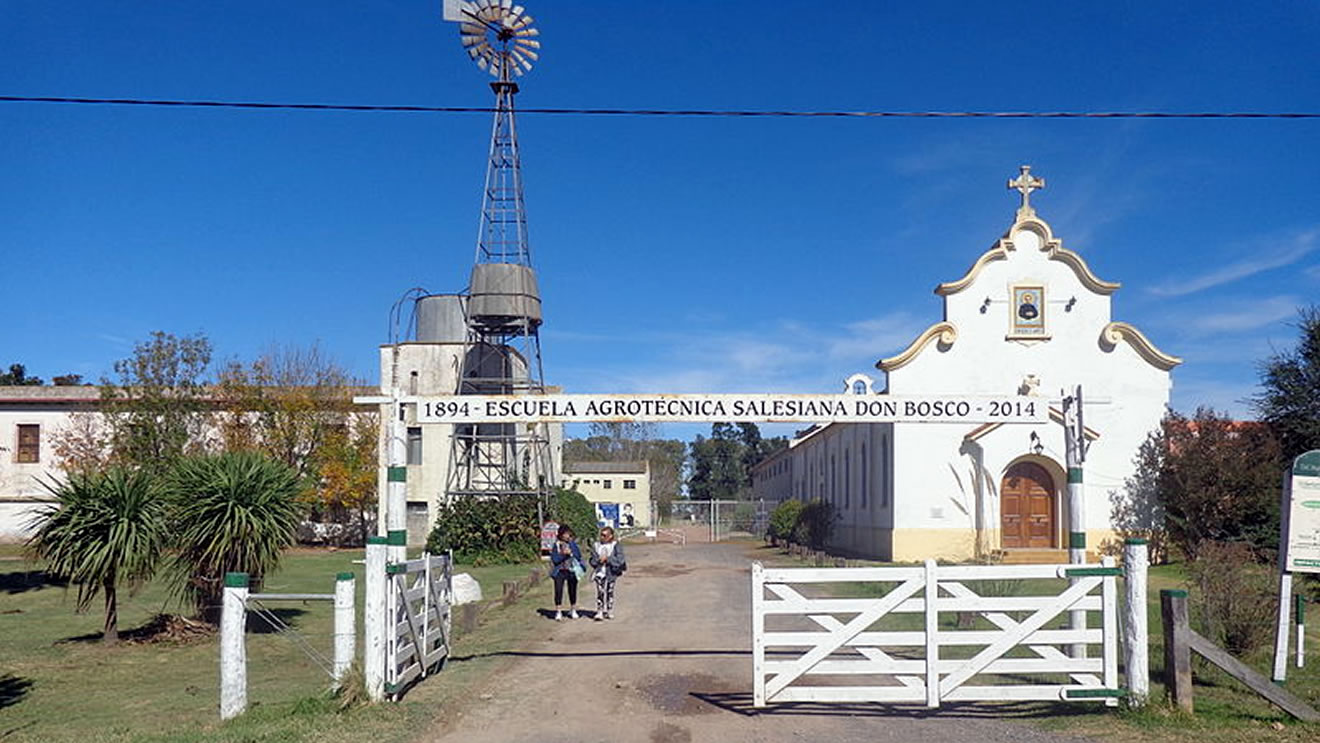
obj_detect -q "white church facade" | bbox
[751,167,1180,562]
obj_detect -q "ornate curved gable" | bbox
[935,214,1120,297]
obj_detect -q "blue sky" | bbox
[3,1,1318,435]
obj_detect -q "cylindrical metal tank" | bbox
[416,294,468,343]
[468,263,542,328]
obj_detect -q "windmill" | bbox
[441,1,556,515]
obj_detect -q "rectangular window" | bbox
[16,424,39,464]
[406,427,423,465]
[603,479,612,489]
[623,479,636,489]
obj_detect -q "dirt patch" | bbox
[635,672,741,716]
[649,721,693,743]
[630,564,693,578]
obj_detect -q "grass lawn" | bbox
[756,543,1320,742]
[0,547,552,743]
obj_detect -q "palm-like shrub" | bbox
[167,451,304,619]
[26,468,168,643]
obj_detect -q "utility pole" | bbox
[1063,385,1089,658]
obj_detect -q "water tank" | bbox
[416,294,468,343]
[468,263,542,330]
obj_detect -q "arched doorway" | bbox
[1000,461,1056,549]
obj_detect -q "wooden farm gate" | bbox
[386,553,453,699]
[752,558,1120,707]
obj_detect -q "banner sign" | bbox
[412,394,1048,425]
[1283,450,1320,574]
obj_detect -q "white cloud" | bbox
[1177,295,1300,336]
[1148,229,1318,297]
[573,313,926,397]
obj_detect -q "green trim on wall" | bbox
[336,572,355,581]
[1069,532,1087,549]
[366,536,387,545]
[224,572,249,588]
[1067,467,1083,484]
[387,466,407,482]
[386,529,407,546]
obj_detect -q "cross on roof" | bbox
[1007,165,1045,215]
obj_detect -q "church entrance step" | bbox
[999,548,1074,565]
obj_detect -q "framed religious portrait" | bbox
[1011,285,1046,337]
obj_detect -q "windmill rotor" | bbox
[457,0,541,78]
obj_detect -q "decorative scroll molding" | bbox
[936,216,1120,297]
[1099,322,1182,371]
[876,321,958,372]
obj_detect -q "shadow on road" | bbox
[450,648,749,663]
[692,692,1107,720]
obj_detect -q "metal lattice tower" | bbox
[445,1,555,510]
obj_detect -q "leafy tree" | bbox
[167,451,304,621]
[553,487,599,552]
[1106,431,1172,564]
[215,343,374,528]
[101,331,213,473]
[49,412,113,477]
[1158,408,1281,559]
[0,363,43,385]
[1253,305,1320,461]
[52,374,84,386]
[688,423,785,501]
[25,468,169,643]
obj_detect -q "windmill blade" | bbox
[514,27,539,38]
[514,39,540,52]
[513,45,539,61]
[509,48,533,71]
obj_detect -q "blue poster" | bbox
[597,502,620,528]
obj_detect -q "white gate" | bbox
[752,558,1120,707]
[385,552,453,699]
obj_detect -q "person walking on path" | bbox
[549,524,583,621]
[589,526,626,620]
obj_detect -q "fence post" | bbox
[1297,595,1306,669]
[333,572,356,687]
[1124,539,1150,705]
[364,537,387,702]
[1160,589,1193,713]
[751,561,765,707]
[220,572,249,720]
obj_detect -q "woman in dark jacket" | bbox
[549,524,583,620]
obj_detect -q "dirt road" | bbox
[420,541,1094,743]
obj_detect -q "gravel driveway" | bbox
[418,540,1096,743]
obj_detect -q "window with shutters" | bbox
[16,424,40,463]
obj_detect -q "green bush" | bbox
[553,488,598,548]
[792,498,835,549]
[1186,541,1278,655]
[425,495,539,565]
[767,499,804,542]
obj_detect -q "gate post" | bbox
[1160,589,1193,712]
[333,572,356,687]
[364,537,387,702]
[220,572,249,720]
[1123,539,1149,705]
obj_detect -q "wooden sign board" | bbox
[411,393,1048,425]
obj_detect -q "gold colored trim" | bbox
[1099,322,1183,371]
[935,216,1120,296]
[876,321,958,372]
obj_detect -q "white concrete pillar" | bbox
[364,538,387,701]
[333,571,356,687]
[1123,539,1149,705]
[220,572,249,720]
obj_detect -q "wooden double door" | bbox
[1000,462,1056,549]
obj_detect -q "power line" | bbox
[2,95,1318,119]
